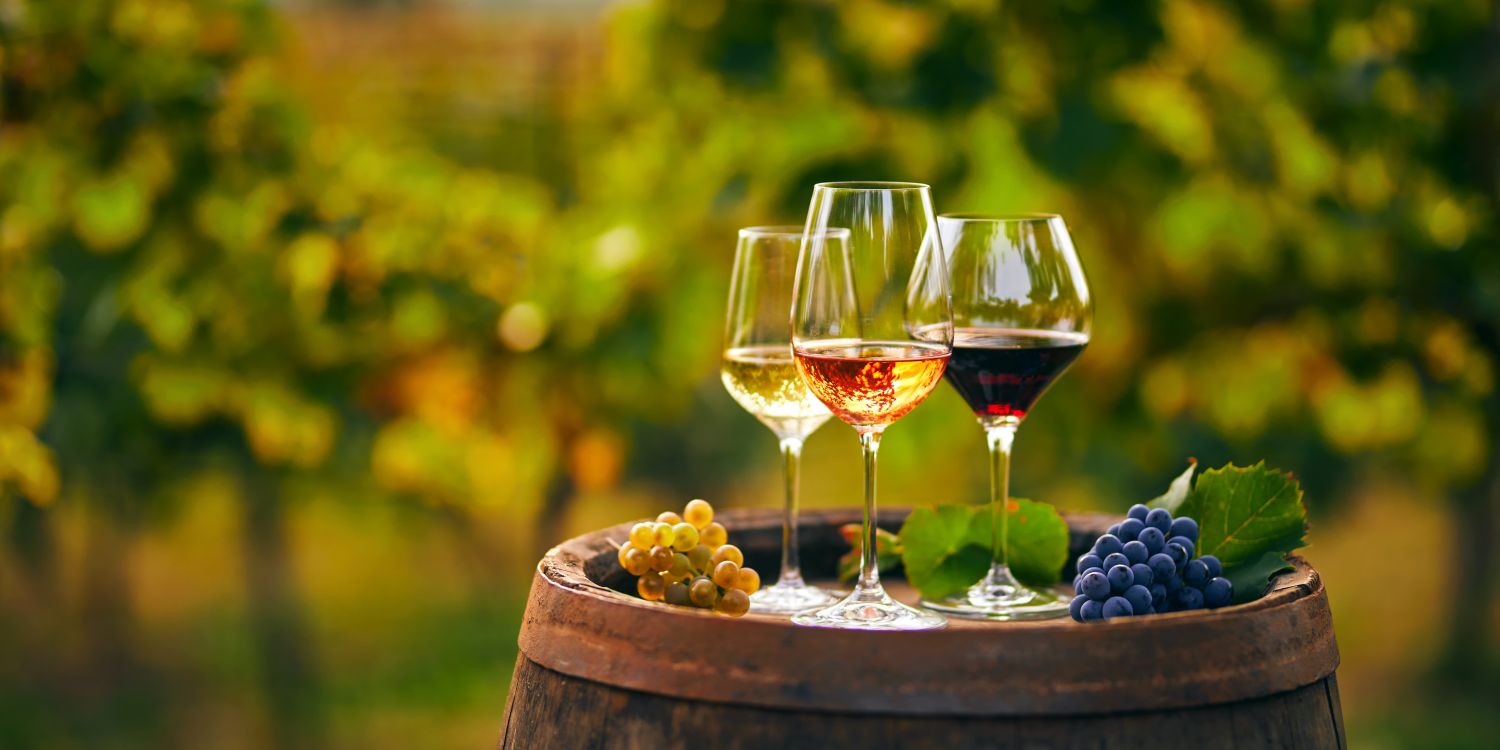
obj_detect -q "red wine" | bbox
[945,328,1087,421]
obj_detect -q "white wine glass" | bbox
[722,226,846,614]
[790,182,953,631]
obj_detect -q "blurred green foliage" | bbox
[1,0,1498,747]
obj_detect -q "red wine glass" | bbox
[920,213,1092,620]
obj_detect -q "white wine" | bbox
[721,345,831,437]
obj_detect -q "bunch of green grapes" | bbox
[617,499,760,617]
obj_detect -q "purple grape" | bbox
[1118,518,1145,542]
[1122,540,1148,565]
[1176,586,1204,610]
[1168,536,1195,559]
[1073,575,1087,595]
[1150,583,1168,611]
[1148,553,1176,581]
[1107,524,1121,536]
[1170,516,1198,542]
[1123,584,1152,614]
[1079,570,1110,601]
[1166,574,1184,593]
[1166,542,1189,568]
[1127,504,1150,521]
[1130,563,1154,588]
[1204,577,1233,608]
[1183,559,1210,588]
[1138,526,1166,554]
[1107,564,1134,593]
[1093,534,1124,558]
[1102,596,1134,619]
[1200,554,1222,578]
[1145,508,1172,533]
[1076,554,1103,575]
[1103,552,1130,571]
[1167,588,1188,611]
[1080,599,1104,621]
[1070,595,1088,622]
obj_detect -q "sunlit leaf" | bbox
[898,499,1069,600]
[1146,459,1197,513]
[1178,462,1307,570]
[72,173,150,252]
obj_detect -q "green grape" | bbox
[711,544,743,568]
[734,567,761,595]
[623,548,650,576]
[648,544,674,572]
[616,544,632,569]
[629,523,655,550]
[684,499,714,529]
[687,544,712,573]
[652,522,676,548]
[664,581,691,606]
[712,560,739,588]
[717,588,750,617]
[637,574,666,601]
[688,576,717,608]
[671,522,699,551]
[666,553,693,582]
[701,521,727,548]
[657,511,683,526]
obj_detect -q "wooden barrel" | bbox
[501,507,1343,749]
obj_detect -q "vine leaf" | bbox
[837,525,903,582]
[1223,549,1296,604]
[1177,461,1308,570]
[897,499,1069,600]
[1146,458,1198,513]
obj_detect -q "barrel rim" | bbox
[516,507,1340,716]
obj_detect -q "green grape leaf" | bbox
[1004,498,1072,586]
[1223,549,1296,604]
[1146,459,1198,512]
[836,524,903,583]
[1177,461,1307,570]
[897,505,990,600]
[897,499,1069,600]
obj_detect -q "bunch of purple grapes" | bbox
[1069,504,1233,621]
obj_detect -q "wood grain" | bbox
[514,506,1341,716]
[501,655,1345,750]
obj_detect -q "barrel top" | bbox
[517,507,1339,716]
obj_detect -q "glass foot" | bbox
[793,586,947,631]
[750,580,845,615]
[921,564,1071,621]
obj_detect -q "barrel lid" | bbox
[517,507,1339,716]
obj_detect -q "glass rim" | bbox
[813,181,931,191]
[938,212,1062,223]
[738,225,852,239]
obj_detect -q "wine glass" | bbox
[789,182,953,631]
[920,213,1091,620]
[722,226,847,614]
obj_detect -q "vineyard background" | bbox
[1,0,1497,747]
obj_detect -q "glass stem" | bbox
[987,424,1018,572]
[856,428,884,595]
[776,435,805,588]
